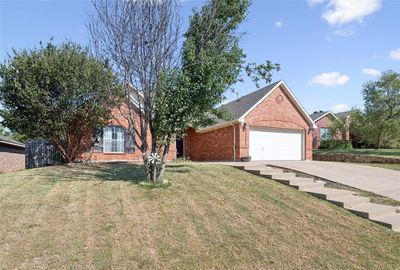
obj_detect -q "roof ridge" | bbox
[222,80,281,107]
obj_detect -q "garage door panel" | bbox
[249,127,303,160]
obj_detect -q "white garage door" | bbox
[249,127,303,160]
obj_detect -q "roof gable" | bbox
[221,81,281,119]
[197,80,316,133]
[310,111,340,123]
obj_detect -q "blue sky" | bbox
[1,0,399,114]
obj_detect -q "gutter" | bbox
[231,123,236,162]
[196,120,240,134]
[0,141,26,149]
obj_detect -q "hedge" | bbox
[320,140,353,150]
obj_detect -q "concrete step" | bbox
[232,164,265,170]
[260,172,296,180]
[274,177,312,185]
[370,213,400,230]
[295,176,316,181]
[245,169,263,175]
[273,178,323,190]
[259,168,284,174]
[345,203,396,219]
[327,195,370,208]
[246,168,284,176]
[302,187,353,200]
[295,182,325,191]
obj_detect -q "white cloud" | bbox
[332,104,351,113]
[326,27,355,40]
[389,48,400,61]
[332,27,355,37]
[322,0,381,26]
[362,68,381,77]
[308,72,350,87]
[309,0,381,26]
[275,20,283,28]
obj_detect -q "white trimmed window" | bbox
[103,126,125,153]
[320,127,331,140]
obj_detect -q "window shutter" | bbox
[92,128,104,153]
[125,130,135,153]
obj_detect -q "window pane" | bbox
[103,126,125,153]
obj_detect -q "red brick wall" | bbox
[244,86,313,160]
[184,125,239,161]
[0,145,25,173]
[313,115,342,149]
[184,85,314,161]
[84,105,176,162]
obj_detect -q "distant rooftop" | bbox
[0,136,25,148]
[309,111,328,121]
[335,110,353,119]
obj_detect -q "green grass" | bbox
[1,163,400,269]
[314,148,400,158]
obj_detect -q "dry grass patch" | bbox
[0,163,399,269]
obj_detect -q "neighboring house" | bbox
[183,80,317,161]
[0,136,25,173]
[335,110,353,120]
[309,110,349,149]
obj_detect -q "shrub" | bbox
[320,140,353,150]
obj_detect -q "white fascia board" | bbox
[239,80,317,129]
[314,111,342,123]
[196,120,240,133]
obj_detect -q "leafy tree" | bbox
[89,0,279,182]
[0,41,122,162]
[155,0,279,180]
[359,70,400,148]
[0,124,10,137]
[88,0,180,181]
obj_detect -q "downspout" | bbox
[231,123,236,162]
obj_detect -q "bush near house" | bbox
[320,139,353,150]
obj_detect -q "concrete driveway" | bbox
[266,161,400,201]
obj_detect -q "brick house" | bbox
[83,105,177,162]
[309,111,349,149]
[0,136,25,173]
[183,80,317,161]
[84,80,316,162]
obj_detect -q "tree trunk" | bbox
[375,123,384,149]
[157,144,170,182]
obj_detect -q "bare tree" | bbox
[88,0,181,181]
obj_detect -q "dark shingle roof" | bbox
[221,80,281,119]
[0,136,25,148]
[309,111,328,121]
[335,110,352,119]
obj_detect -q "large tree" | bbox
[0,41,122,162]
[88,0,181,181]
[89,0,279,182]
[155,0,279,180]
[353,70,400,148]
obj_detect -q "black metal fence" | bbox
[25,139,64,169]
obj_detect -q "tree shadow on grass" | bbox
[166,164,192,174]
[34,162,147,183]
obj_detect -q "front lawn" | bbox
[1,163,399,269]
[314,148,400,158]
